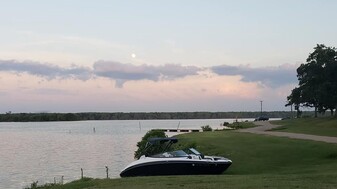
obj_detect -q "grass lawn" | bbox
[38,173,337,189]
[271,117,337,137]
[227,121,256,129]
[35,130,337,189]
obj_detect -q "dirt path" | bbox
[238,121,337,144]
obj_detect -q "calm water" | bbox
[0,119,257,189]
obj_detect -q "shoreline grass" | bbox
[35,172,337,189]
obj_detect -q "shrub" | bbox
[201,125,212,132]
[223,122,229,126]
[134,130,167,159]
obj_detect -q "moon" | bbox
[131,53,136,58]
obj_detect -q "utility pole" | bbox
[260,100,263,117]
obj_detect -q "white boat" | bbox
[120,138,232,177]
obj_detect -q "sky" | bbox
[1,0,337,113]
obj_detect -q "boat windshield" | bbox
[188,148,202,155]
[150,150,188,158]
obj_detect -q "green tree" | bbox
[323,50,337,116]
[286,87,302,118]
[287,44,337,117]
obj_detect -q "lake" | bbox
[0,118,262,189]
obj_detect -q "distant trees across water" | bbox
[0,111,297,122]
[286,44,337,117]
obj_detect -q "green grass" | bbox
[36,173,337,189]
[35,130,337,189]
[180,131,337,175]
[224,121,256,129]
[271,117,337,137]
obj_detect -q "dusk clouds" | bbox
[0,59,299,112]
[211,64,298,88]
[93,61,202,87]
[0,59,297,88]
[0,60,92,80]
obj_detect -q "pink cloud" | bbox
[0,60,296,112]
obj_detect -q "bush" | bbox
[201,125,212,132]
[223,122,229,126]
[229,122,244,129]
[134,130,167,159]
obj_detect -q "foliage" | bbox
[287,44,337,117]
[201,125,212,131]
[0,111,299,122]
[134,130,168,159]
[286,87,302,118]
[24,181,59,189]
[24,178,95,189]
[25,181,39,189]
[227,122,255,129]
[222,122,229,126]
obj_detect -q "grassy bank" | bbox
[34,128,337,189]
[271,117,337,137]
[36,173,337,189]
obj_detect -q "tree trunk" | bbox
[296,109,302,118]
[314,106,318,118]
[330,108,334,116]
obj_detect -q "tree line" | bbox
[286,44,337,117]
[0,111,297,122]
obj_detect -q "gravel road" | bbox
[238,121,337,144]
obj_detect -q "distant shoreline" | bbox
[0,111,311,122]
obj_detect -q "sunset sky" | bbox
[1,0,337,113]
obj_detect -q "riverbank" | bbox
[27,118,337,189]
[0,111,294,122]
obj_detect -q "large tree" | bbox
[286,44,337,117]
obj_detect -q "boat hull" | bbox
[120,160,232,177]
